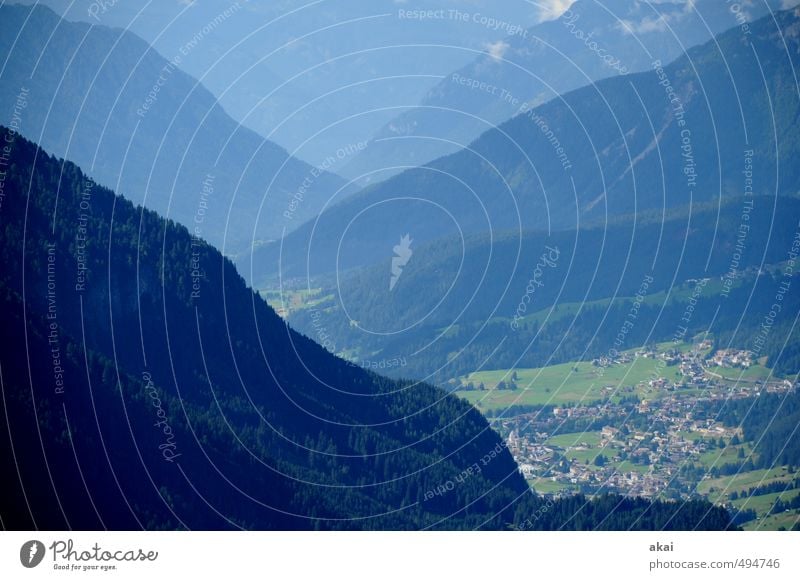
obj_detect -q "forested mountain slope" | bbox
[0,129,732,530]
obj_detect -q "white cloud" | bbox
[483,40,510,61]
[533,0,576,23]
[617,14,671,35]
[616,1,697,36]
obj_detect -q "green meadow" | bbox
[457,355,681,411]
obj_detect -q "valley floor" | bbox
[454,341,800,530]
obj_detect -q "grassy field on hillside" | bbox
[457,355,680,410]
[698,467,796,500]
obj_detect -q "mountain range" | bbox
[15,0,554,167]
[0,3,348,254]
[5,0,799,533]
[248,5,800,283]
[0,128,733,530]
[286,195,800,382]
[343,0,798,181]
